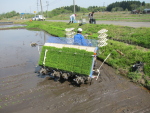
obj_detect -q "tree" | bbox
[125,8,128,12]
[87,6,106,12]
[0,10,19,20]
[145,3,150,8]
[142,1,145,6]
[106,1,142,11]
[130,4,138,10]
[80,8,88,13]
[111,8,116,12]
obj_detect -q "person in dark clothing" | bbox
[88,11,96,24]
[74,28,88,46]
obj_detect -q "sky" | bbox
[0,0,149,14]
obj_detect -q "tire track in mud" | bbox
[0,78,46,111]
[0,72,35,92]
[42,61,150,113]
[0,59,150,113]
[0,72,74,112]
[132,106,150,113]
[0,63,27,69]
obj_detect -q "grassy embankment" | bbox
[23,21,150,89]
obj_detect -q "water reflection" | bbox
[0,29,51,78]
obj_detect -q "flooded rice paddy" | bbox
[0,23,26,28]
[0,26,150,113]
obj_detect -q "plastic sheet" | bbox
[47,37,98,47]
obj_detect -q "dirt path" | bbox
[47,20,150,28]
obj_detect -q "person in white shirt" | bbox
[69,14,76,23]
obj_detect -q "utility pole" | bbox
[103,2,105,12]
[40,0,43,15]
[73,0,75,14]
[46,1,49,18]
[37,0,39,13]
[29,6,31,14]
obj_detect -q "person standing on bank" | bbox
[88,11,96,24]
[69,14,76,23]
[74,28,88,46]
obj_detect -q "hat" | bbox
[77,28,82,32]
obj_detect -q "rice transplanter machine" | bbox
[35,28,108,85]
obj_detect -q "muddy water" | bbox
[0,28,150,113]
[0,24,26,28]
[0,29,49,78]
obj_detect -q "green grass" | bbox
[100,40,150,74]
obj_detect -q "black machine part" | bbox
[36,67,93,85]
[132,61,144,72]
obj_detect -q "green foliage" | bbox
[105,26,150,48]
[111,7,124,12]
[63,5,81,12]
[43,5,106,18]
[0,11,19,20]
[145,79,150,89]
[99,40,150,77]
[39,46,93,76]
[87,6,106,12]
[127,72,141,82]
[25,21,66,37]
[45,5,89,18]
[107,1,143,11]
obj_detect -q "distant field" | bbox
[49,11,150,22]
